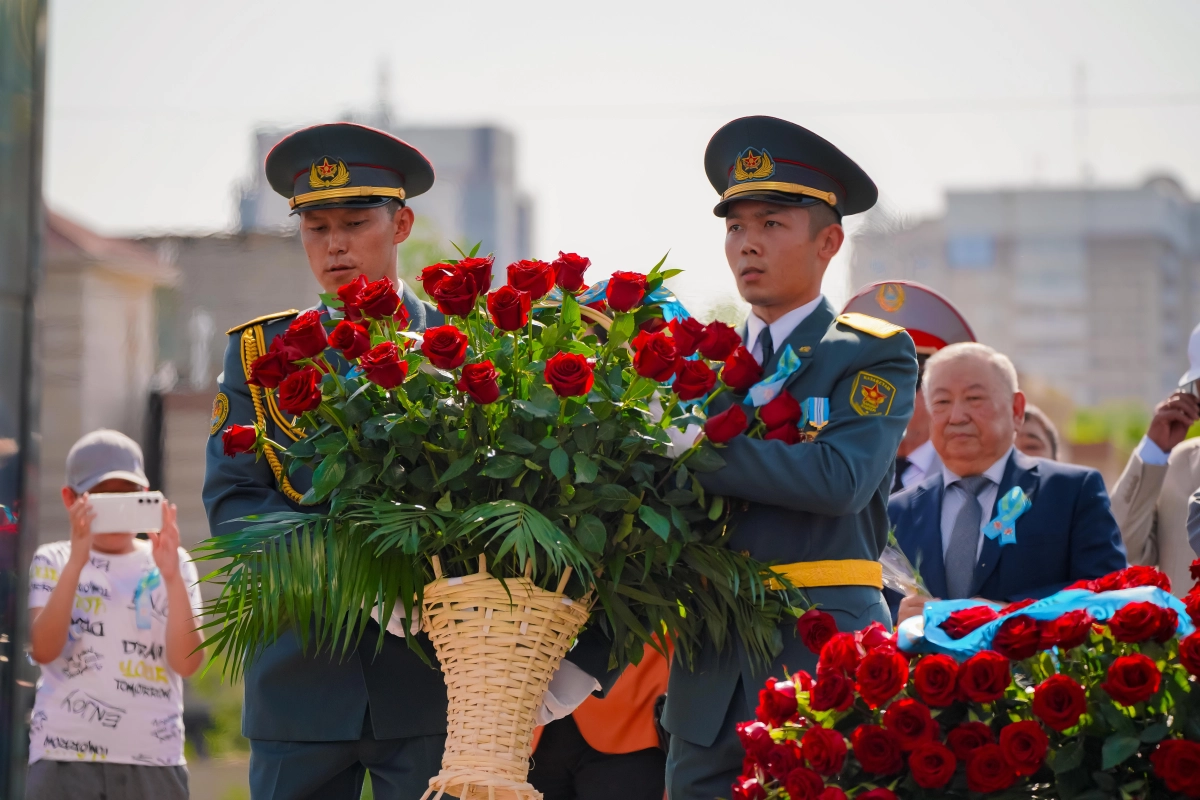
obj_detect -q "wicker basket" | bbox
[419,556,592,800]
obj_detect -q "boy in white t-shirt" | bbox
[25,429,204,800]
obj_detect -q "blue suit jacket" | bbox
[887,449,1127,616]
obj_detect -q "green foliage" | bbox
[1067,402,1150,451]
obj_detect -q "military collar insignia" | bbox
[309,156,351,189]
[876,283,906,313]
[733,147,775,182]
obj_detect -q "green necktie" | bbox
[759,326,774,367]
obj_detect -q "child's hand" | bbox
[66,493,95,568]
[149,501,181,581]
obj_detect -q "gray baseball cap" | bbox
[65,429,149,493]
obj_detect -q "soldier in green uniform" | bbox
[662,116,919,800]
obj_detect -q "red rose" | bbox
[818,632,863,675]
[819,789,847,800]
[1042,609,1094,649]
[957,650,1011,704]
[456,361,500,405]
[487,285,531,332]
[781,766,824,800]
[999,720,1047,776]
[883,698,936,751]
[336,275,368,321]
[1191,559,1200,584]
[328,320,370,360]
[855,649,909,708]
[632,330,680,382]
[1187,588,1200,626]
[913,654,959,707]
[1108,601,1166,643]
[1156,607,1180,643]
[357,278,402,319]
[858,622,894,651]
[992,614,1044,660]
[793,670,814,692]
[941,605,1000,639]
[457,256,495,293]
[670,317,707,358]
[966,744,1016,793]
[1180,633,1200,675]
[1102,653,1161,706]
[221,424,257,457]
[544,352,595,397]
[1032,673,1087,731]
[730,777,766,800]
[763,741,802,781]
[507,259,556,300]
[247,339,296,389]
[416,263,456,299]
[800,726,846,776]
[998,598,1036,616]
[639,317,668,334]
[703,405,748,444]
[908,741,957,790]
[946,722,994,761]
[754,678,798,727]
[759,391,802,430]
[552,251,590,293]
[1091,572,1126,593]
[606,271,647,312]
[699,321,742,361]
[850,725,903,775]
[421,325,470,370]
[1152,739,1200,797]
[720,346,764,392]
[1065,579,1095,591]
[735,720,774,760]
[430,272,480,317]
[796,609,838,654]
[360,341,408,389]
[1120,565,1172,592]
[280,310,329,360]
[763,425,802,444]
[857,792,897,800]
[808,669,853,712]
[276,366,323,415]
[673,359,717,401]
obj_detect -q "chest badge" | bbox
[849,372,896,416]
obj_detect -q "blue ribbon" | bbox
[133,567,162,630]
[556,281,689,323]
[748,345,801,407]
[985,487,1031,546]
[801,397,830,429]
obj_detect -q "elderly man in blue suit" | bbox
[890,342,1127,624]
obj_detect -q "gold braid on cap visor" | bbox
[290,186,406,209]
[721,181,836,207]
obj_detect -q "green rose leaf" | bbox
[314,432,349,455]
[1100,734,1141,770]
[439,452,476,485]
[499,431,538,455]
[1139,721,1169,743]
[550,447,570,480]
[638,505,671,541]
[479,455,525,479]
[1051,739,1084,774]
[513,400,555,420]
[687,444,727,473]
[311,452,347,500]
[595,483,635,512]
[573,454,599,484]
[576,514,607,553]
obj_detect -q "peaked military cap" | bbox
[705,115,877,218]
[843,281,975,354]
[265,122,434,213]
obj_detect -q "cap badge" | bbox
[876,283,906,313]
[309,157,351,190]
[733,147,775,182]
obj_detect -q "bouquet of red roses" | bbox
[733,563,1200,800]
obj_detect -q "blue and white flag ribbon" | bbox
[801,397,830,429]
[985,487,1031,547]
[133,567,162,630]
[559,281,690,324]
[748,345,802,407]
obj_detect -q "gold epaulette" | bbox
[226,309,300,336]
[836,312,905,339]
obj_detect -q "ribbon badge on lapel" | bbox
[133,567,162,630]
[985,487,1031,547]
[801,397,829,430]
[748,345,801,407]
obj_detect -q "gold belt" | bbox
[766,559,883,591]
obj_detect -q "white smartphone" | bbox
[88,492,165,534]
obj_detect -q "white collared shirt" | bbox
[745,295,825,366]
[900,439,939,490]
[939,446,1014,560]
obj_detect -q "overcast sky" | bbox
[44,0,1200,312]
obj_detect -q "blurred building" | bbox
[851,176,1200,408]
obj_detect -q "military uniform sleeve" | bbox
[697,333,917,516]
[202,332,300,537]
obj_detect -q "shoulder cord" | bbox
[239,327,305,503]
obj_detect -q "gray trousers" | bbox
[25,759,189,800]
[664,679,750,800]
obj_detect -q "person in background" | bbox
[842,281,976,492]
[25,429,203,800]
[889,343,1127,624]
[1017,404,1060,461]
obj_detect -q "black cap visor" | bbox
[290,195,400,216]
[714,190,834,218]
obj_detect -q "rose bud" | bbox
[721,346,763,392]
[247,339,296,389]
[221,424,257,457]
[457,360,501,405]
[606,271,647,312]
[430,272,480,318]
[507,259,556,300]
[669,317,707,358]
[552,251,590,293]
[632,330,679,382]
[360,341,408,389]
[417,263,457,299]
[421,325,470,370]
[796,608,838,654]
[487,285,532,332]
[699,321,742,361]
[276,366,323,415]
[703,404,748,444]
[544,352,595,397]
[457,256,495,293]
[279,310,328,360]
[328,320,371,360]
[760,392,802,431]
[336,275,368,321]
[673,360,717,401]
[358,277,402,319]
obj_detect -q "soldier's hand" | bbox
[66,493,96,569]
[1147,391,1200,454]
[897,593,936,624]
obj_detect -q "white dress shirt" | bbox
[940,446,1014,560]
[745,295,825,365]
[899,439,940,490]
[1134,435,1171,467]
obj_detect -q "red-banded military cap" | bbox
[265,122,434,213]
[842,281,975,354]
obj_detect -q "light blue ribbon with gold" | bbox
[133,567,162,630]
[984,487,1031,547]
[801,397,829,429]
[560,281,689,323]
[748,345,801,407]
